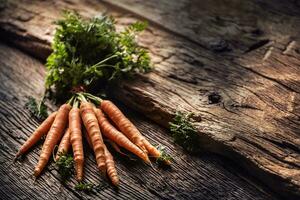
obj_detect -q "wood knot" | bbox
[209,39,231,53]
[245,39,270,53]
[251,28,264,36]
[208,92,222,104]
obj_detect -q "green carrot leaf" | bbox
[169,111,199,153]
[46,11,152,97]
[25,96,48,121]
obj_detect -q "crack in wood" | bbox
[229,103,262,111]
[283,40,297,55]
[236,62,299,94]
[263,46,273,61]
[238,135,300,169]
[245,39,270,53]
[168,73,198,85]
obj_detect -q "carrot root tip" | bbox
[77,177,83,182]
[13,155,19,163]
[34,169,40,177]
[113,180,120,187]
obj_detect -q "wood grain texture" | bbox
[102,0,300,55]
[0,0,299,198]
[0,43,277,200]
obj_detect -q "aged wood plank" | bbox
[102,0,300,55]
[0,0,299,198]
[0,43,277,199]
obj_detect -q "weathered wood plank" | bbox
[0,0,299,198]
[0,43,277,199]
[114,30,300,198]
[102,0,300,55]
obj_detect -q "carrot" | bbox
[94,108,150,164]
[108,140,132,158]
[15,112,57,159]
[84,129,119,186]
[100,100,147,152]
[104,145,119,186]
[55,128,71,161]
[83,128,92,148]
[80,101,106,173]
[69,103,84,181]
[34,104,71,177]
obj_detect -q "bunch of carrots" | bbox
[15,93,170,186]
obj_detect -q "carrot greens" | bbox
[46,11,151,96]
[75,182,94,192]
[169,112,199,153]
[25,96,48,121]
[155,145,173,165]
[56,151,74,182]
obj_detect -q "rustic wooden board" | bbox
[0,43,278,199]
[0,0,299,198]
[102,0,300,55]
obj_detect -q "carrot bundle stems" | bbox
[100,100,147,153]
[80,101,106,174]
[34,104,71,177]
[69,100,84,181]
[15,111,57,160]
[81,93,102,104]
[94,108,150,164]
[67,95,76,105]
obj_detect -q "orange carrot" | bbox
[34,104,71,177]
[15,112,57,159]
[84,129,119,186]
[83,128,92,148]
[80,101,106,173]
[94,108,150,164]
[108,140,132,158]
[55,128,71,161]
[69,105,84,181]
[104,145,119,186]
[100,100,146,152]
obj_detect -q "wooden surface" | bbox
[0,43,277,199]
[103,0,300,55]
[0,0,299,199]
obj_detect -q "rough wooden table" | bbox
[0,0,299,199]
[0,43,278,199]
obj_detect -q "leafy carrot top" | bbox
[56,151,74,182]
[46,11,151,96]
[169,112,199,153]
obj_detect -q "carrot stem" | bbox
[73,98,79,108]
[78,93,87,103]
[82,93,102,104]
[89,54,118,69]
[67,95,76,105]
